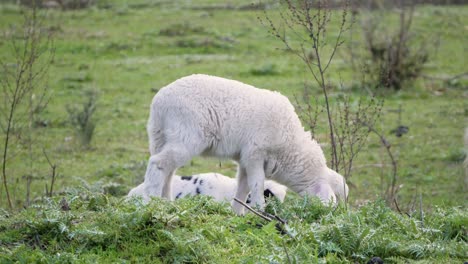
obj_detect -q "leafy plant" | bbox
[353,0,430,90]
[159,22,206,37]
[66,89,99,148]
[249,63,279,76]
[0,193,466,263]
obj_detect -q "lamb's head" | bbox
[127,183,151,202]
[307,168,348,206]
[297,139,348,205]
[326,168,349,202]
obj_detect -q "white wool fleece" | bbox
[133,74,348,214]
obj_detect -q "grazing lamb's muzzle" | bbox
[128,74,350,214]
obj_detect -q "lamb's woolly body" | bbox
[138,74,348,214]
[128,173,288,204]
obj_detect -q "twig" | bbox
[464,128,468,192]
[365,124,398,204]
[233,198,272,221]
[272,214,288,225]
[419,192,424,228]
[43,149,56,197]
[282,239,292,264]
[421,72,468,81]
[25,174,32,207]
[233,197,293,238]
[393,198,410,217]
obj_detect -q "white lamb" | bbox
[128,173,288,204]
[133,74,348,215]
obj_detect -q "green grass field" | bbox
[0,1,467,262]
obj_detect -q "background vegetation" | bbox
[0,0,466,262]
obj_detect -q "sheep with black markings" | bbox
[132,74,348,214]
[128,173,288,205]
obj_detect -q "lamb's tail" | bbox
[147,105,165,155]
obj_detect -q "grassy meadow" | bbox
[0,0,467,262]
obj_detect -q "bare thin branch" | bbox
[233,198,273,222]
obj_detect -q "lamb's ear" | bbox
[263,188,275,199]
[312,183,337,205]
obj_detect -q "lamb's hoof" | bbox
[231,200,246,216]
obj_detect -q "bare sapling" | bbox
[0,3,55,209]
[260,0,352,171]
[334,96,383,180]
[261,0,382,201]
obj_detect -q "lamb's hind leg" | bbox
[142,145,192,200]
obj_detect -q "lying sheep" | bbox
[128,173,288,205]
[133,74,348,214]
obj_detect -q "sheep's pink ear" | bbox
[313,183,336,205]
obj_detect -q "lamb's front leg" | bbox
[245,161,266,211]
[232,166,249,215]
[161,170,175,200]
